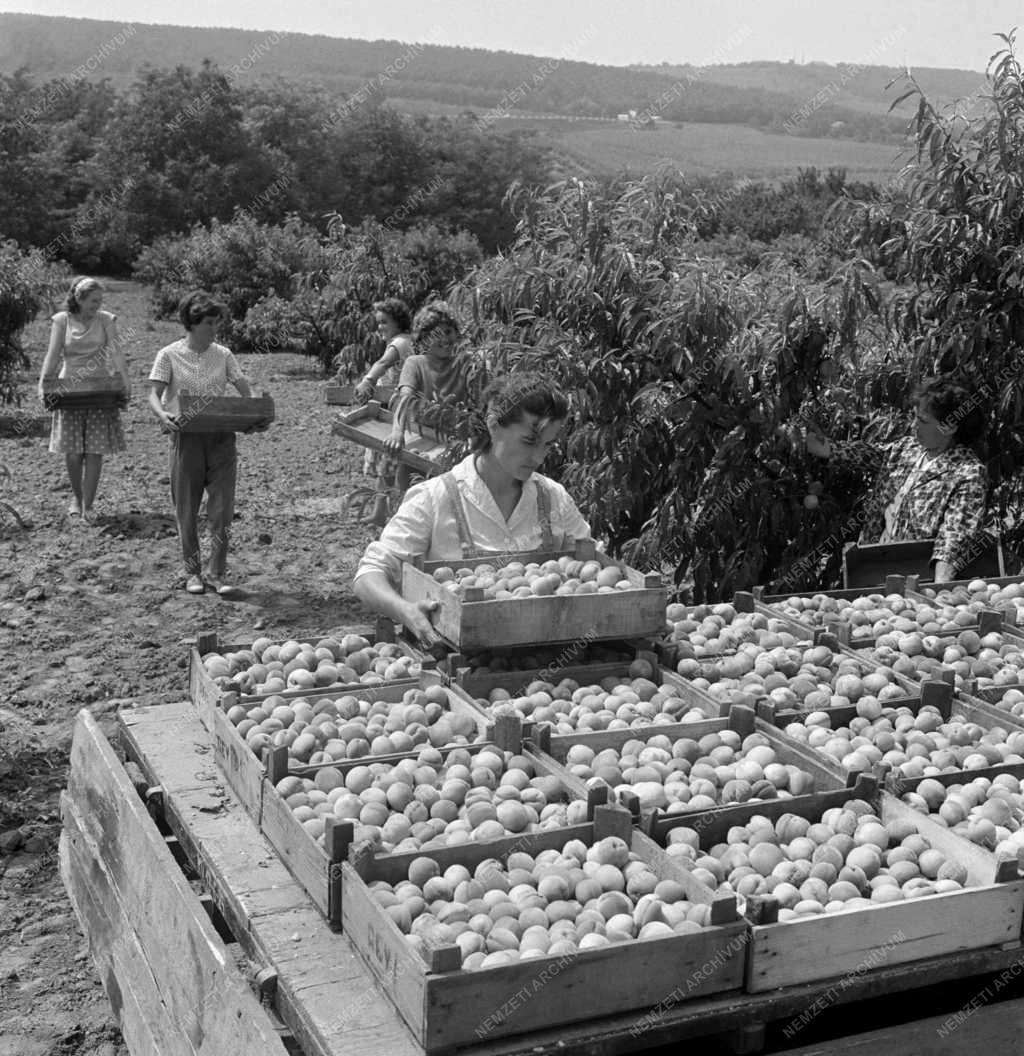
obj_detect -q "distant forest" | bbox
[0,13,986,143]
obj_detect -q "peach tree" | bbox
[451,175,887,599]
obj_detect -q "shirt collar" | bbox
[450,454,537,523]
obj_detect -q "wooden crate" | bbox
[449,645,714,718]
[42,375,126,409]
[332,400,449,476]
[842,539,1005,590]
[905,574,1024,633]
[340,804,746,1051]
[256,728,609,925]
[401,539,667,651]
[438,638,643,693]
[325,382,395,406]
[533,704,865,828]
[753,677,952,734]
[177,392,275,433]
[188,620,429,715]
[667,783,1024,993]
[885,758,1024,801]
[195,672,493,871]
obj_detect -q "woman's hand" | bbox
[160,412,181,433]
[354,378,375,402]
[401,598,443,648]
[384,427,405,455]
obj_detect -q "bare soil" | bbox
[0,280,376,1055]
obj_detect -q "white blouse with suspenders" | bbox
[355,454,591,586]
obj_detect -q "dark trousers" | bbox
[169,432,237,577]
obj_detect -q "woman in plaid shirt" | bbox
[807,377,989,583]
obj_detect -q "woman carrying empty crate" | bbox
[37,276,130,523]
[147,290,261,597]
[354,371,592,646]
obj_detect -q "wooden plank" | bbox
[63,710,287,1055]
[178,393,275,433]
[773,996,1024,1055]
[119,703,422,1056]
[59,822,195,1056]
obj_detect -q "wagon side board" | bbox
[59,709,289,1056]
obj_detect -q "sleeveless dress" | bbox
[48,309,126,455]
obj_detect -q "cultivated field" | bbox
[554,122,907,182]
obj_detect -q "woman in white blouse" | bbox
[354,372,591,646]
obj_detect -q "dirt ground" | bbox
[0,279,377,1055]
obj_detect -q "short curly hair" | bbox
[372,297,412,333]
[470,372,570,453]
[412,300,460,345]
[178,290,227,331]
[913,376,988,446]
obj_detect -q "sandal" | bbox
[185,574,205,594]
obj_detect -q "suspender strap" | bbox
[535,477,555,550]
[441,472,475,555]
[442,470,557,556]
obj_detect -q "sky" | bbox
[1,0,1021,71]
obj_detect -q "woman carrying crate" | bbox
[36,276,130,523]
[803,375,990,583]
[355,371,592,647]
[147,291,261,596]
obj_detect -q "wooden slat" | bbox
[325,383,395,406]
[59,822,195,1056]
[63,709,287,1056]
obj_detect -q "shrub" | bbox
[241,217,483,373]
[133,212,327,348]
[0,240,64,404]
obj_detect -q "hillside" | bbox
[636,60,988,120]
[0,12,910,141]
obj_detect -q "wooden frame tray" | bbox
[332,400,450,476]
[667,784,1024,993]
[177,392,275,433]
[188,620,430,712]
[42,375,126,409]
[340,805,746,1051]
[401,539,666,651]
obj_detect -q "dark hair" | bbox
[372,297,412,333]
[470,372,570,452]
[913,376,987,446]
[412,300,460,344]
[178,290,227,331]
[65,276,102,313]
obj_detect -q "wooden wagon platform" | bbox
[61,701,1024,1056]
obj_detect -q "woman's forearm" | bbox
[354,571,412,625]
